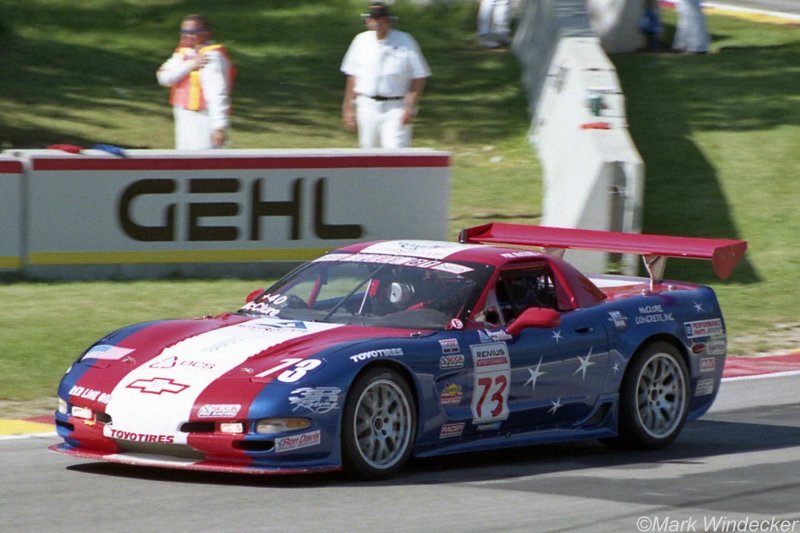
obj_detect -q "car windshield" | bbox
[239,253,493,330]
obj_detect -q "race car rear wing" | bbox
[459,223,747,287]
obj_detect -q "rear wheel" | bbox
[342,367,416,480]
[616,342,690,449]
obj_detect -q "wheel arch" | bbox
[348,360,421,415]
[630,333,690,371]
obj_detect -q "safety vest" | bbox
[169,44,235,111]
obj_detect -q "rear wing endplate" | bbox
[459,223,747,287]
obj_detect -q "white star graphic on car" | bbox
[524,358,546,392]
[573,347,596,380]
[612,362,621,374]
[551,330,563,343]
[693,301,704,313]
[549,397,562,414]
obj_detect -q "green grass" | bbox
[613,10,800,352]
[0,2,798,400]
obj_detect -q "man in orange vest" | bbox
[157,14,235,150]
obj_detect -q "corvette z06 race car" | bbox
[51,223,747,479]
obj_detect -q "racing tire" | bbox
[615,341,690,450]
[342,367,417,480]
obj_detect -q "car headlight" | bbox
[57,398,68,415]
[219,422,245,434]
[71,405,93,420]
[255,418,311,435]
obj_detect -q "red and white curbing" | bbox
[722,352,800,380]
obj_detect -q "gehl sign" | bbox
[118,177,364,242]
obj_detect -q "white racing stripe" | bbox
[103,318,342,445]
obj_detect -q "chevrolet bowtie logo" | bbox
[127,377,190,395]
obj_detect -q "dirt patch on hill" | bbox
[0,397,55,420]
[730,322,800,356]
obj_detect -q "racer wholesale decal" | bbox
[101,318,343,445]
[470,342,511,424]
[439,422,465,439]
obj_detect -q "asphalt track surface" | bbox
[2,354,799,533]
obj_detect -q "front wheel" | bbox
[616,342,690,449]
[341,367,417,480]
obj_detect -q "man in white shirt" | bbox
[340,3,431,148]
[157,14,235,150]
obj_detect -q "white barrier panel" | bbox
[586,0,647,53]
[12,149,450,279]
[533,37,644,274]
[0,157,24,272]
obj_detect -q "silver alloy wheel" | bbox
[635,352,687,439]
[352,378,413,470]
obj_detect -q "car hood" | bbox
[65,314,418,442]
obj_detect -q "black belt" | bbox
[359,94,404,101]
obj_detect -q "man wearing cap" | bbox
[340,3,431,148]
[157,14,235,150]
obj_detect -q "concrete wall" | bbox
[512,0,645,274]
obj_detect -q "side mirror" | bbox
[506,307,561,336]
[245,288,265,303]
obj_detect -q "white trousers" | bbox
[673,0,710,53]
[477,0,511,39]
[355,96,412,149]
[173,107,214,150]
